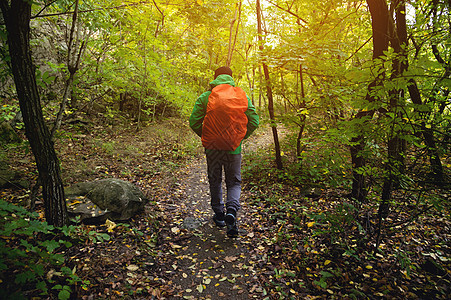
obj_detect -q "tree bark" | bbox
[227,1,242,67]
[0,0,68,226]
[380,0,408,208]
[257,0,282,169]
[296,64,306,160]
[350,0,390,202]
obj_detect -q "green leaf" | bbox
[40,239,61,253]
[58,288,71,300]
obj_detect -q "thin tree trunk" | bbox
[257,0,282,169]
[407,79,445,185]
[0,0,68,226]
[51,0,87,138]
[227,1,242,67]
[296,64,306,160]
[280,70,287,113]
[258,65,263,108]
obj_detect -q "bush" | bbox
[0,199,90,299]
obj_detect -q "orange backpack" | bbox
[202,84,248,151]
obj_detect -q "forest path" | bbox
[158,129,278,299]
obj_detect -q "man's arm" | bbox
[189,92,210,137]
[244,97,259,139]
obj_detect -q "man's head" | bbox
[214,66,233,79]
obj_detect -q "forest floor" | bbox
[1,118,450,299]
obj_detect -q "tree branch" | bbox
[345,36,373,61]
[266,0,308,27]
[31,1,152,19]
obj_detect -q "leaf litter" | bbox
[2,120,449,299]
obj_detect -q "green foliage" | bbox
[35,67,56,89]
[0,104,18,123]
[101,141,116,155]
[313,270,334,289]
[308,201,363,244]
[0,199,103,298]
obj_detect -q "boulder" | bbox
[0,160,29,189]
[0,121,21,144]
[65,178,148,223]
[0,161,15,188]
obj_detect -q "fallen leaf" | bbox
[224,256,238,262]
[126,264,139,271]
[106,219,117,232]
[170,243,182,249]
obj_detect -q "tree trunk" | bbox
[51,0,87,138]
[296,64,306,160]
[350,0,390,202]
[0,0,68,226]
[227,1,242,67]
[380,0,408,209]
[257,0,282,169]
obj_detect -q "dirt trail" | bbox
[158,130,275,299]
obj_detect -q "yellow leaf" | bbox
[106,219,117,232]
[307,222,315,228]
[365,265,373,269]
[126,264,139,271]
[170,243,182,249]
[324,260,331,266]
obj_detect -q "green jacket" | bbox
[189,74,259,154]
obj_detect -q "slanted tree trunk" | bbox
[0,0,68,226]
[257,0,283,169]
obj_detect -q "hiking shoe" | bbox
[213,214,226,227]
[226,222,239,237]
[225,212,238,237]
[225,212,236,225]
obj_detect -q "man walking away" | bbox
[189,66,259,237]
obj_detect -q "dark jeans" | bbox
[206,150,242,216]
